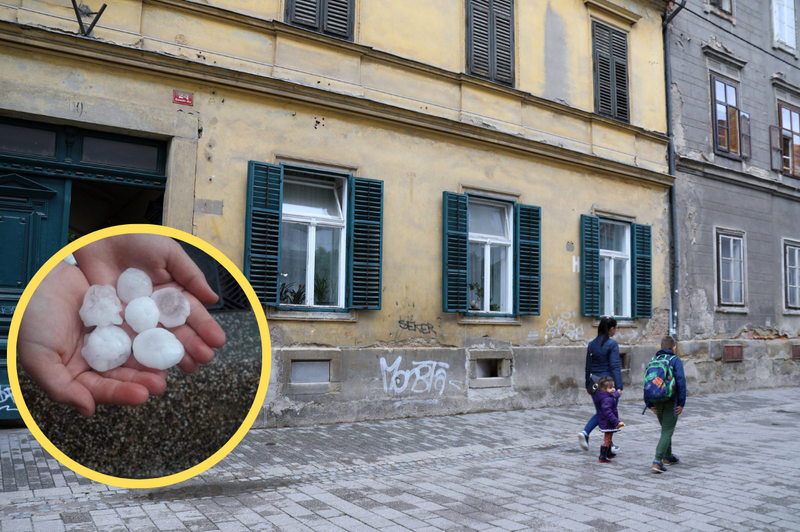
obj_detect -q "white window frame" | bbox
[280,175,348,308]
[468,198,514,314]
[785,240,800,312]
[599,219,631,318]
[716,230,746,308]
[774,0,797,50]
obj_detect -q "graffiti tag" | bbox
[398,320,436,334]
[545,311,585,341]
[380,356,448,395]
[0,387,18,413]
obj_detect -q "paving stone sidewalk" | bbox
[1,387,799,531]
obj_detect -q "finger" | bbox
[20,347,97,417]
[173,323,216,367]
[177,353,200,373]
[75,372,154,408]
[167,243,219,305]
[185,300,226,349]
[105,366,168,396]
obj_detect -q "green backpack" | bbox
[642,353,676,403]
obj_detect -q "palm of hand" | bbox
[19,235,225,417]
[18,262,167,417]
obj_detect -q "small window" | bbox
[773,103,800,177]
[468,200,513,313]
[774,0,796,49]
[711,0,732,13]
[285,0,354,40]
[581,215,651,319]
[592,21,629,123]
[712,75,750,160]
[476,359,500,378]
[718,232,745,306]
[442,192,541,316]
[786,243,800,309]
[291,360,331,383]
[0,123,57,158]
[466,0,515,85]
[245,162,384,311]
[599,220,631,318]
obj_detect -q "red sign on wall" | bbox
[173,90,194,106]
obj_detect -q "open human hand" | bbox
[73,234,226,373]
[18,235,226,417]
[18,262,169,417]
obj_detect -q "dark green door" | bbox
[0,173,70,419]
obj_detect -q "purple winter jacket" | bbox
[593,390,621,432]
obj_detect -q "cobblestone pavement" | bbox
[1,387,799,532]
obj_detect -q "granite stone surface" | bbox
[17,310,263,480]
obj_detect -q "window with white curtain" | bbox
[786,243,800,309]
[467,200,513,313]
[718,233,745,306]
[279,174,347,308]
[599,220,631,318]
[774,0,797,49]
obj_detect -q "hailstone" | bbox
[124,296,160,333]
[79,285,123,327]
[117,268,153,304]
[133,328,184,370]
[81,325,131,372]
[151,287,191,328]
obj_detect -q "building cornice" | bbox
[677,156,800,201]
[145,0,668,145]
[583,0,643,25]
[0,21,672,189]
[701,41,748,70]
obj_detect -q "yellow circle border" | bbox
[7,224,271,489]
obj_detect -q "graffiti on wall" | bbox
[544,311,585,342]
[380,356,449,395]
[0,387,18,413]
[398,320,436,334]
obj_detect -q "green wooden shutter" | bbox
[347,176,383,310]
[611,28,629,122]
[515,203,540,315]
[288,0,320,30]
[631,223,652,318]
[323,0,352,38]
[593,22,614,118]
[581,214,600,317]
[468,0,492,79]
[245,161,283,306]
[443,192,469,312]
[493,0,515,85]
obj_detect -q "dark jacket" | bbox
[585,335,623,393]
[644,349,687,409]
[593,390,621,431]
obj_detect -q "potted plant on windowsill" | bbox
[279,282,305,305]
[314,274,333,306]
[469,282,483,311]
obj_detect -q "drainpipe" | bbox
[664,1,686,338]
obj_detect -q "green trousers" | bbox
[653,401,678,461]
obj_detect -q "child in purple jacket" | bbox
[593,377,625,463]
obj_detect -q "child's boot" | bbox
[598,446,612,463]
[607,442,617,459]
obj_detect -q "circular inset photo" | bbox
[7,225,270,488]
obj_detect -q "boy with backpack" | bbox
[642,336,686,473]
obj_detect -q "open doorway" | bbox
[68,179,164,241]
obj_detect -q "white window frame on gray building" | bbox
[715,228,747,310]
[784,239,800,312]
[773,0,797,51]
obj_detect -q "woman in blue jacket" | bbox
[579,317,623,452]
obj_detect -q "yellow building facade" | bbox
[0,0,672,425]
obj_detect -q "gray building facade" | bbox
[669,0,800,391]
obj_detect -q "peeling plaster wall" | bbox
[0,0,678,426]
[668,0,800,393]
